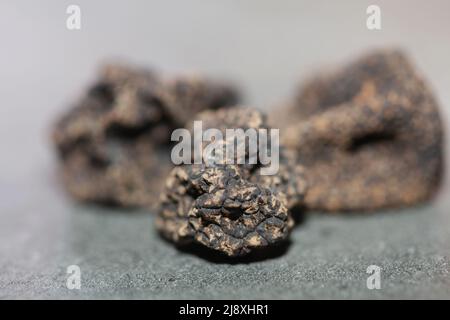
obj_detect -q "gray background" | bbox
[1,0,450,299]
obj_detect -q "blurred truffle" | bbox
[276,50,443,211]
[53,63,239,207]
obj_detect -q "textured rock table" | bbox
[1,163,450,299]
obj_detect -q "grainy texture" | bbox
[157,164,293,257]
[52,64,239,207]
[157,107,307,256]
[187,107,308,209]
[279,50,444,212]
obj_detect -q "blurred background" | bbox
[2,0,450,195]
[1,0,450,299]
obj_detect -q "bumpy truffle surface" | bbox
[278,50,443,211]
[157,107,307,256]
[157,165,293,256]
[53,64,239,207]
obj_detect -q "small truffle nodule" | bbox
[157,107,307,257]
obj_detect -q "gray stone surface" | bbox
[1,175,450,299]
[1,0,450,299]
